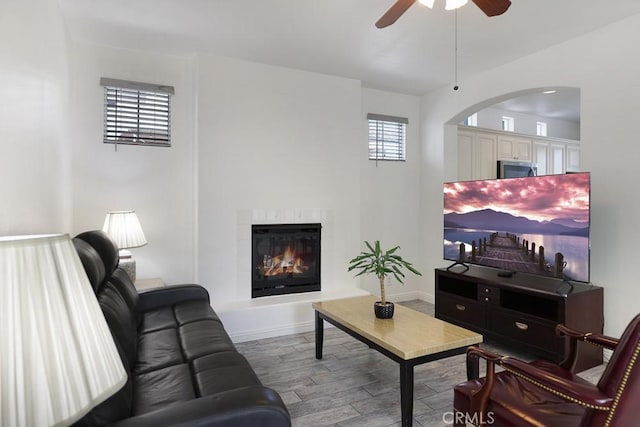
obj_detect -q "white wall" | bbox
[0,0,70,235]
[196,55,363,306]
[61,44,423,340]
[421,14,640,337]
[360,88,425,300]
[67,42,197,284]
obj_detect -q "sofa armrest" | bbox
[108,386,290,427]
[138,284,210,312]
[500,358,612,410]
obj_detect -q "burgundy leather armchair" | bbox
[453,313,640,426]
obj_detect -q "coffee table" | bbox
[313,295,482,427]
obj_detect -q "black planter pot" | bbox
[374,301,394,319]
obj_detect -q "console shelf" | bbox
[435,265,604,372]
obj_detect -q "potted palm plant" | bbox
[348,240,422,319]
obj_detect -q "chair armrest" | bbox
[556,324,616,371]
[500,358,612,410]
[556,324,619,350]
[108,386,290,427]
[138,284,210,312]
[465,346,503,417]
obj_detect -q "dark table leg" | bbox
[466,348,480,380]
[400,361,414,427]
[315,311,324,360]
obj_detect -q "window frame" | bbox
[502,116,515,132]
[536,121,548,137]
[101,77,174,148]
[465,113,478,127]
[367,113,408,162]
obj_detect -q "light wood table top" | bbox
[312,295,482,360]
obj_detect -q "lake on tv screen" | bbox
[443,229,589,282]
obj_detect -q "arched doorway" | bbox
[443,87,581,182]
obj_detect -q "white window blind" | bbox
[101,78,174,147]
[367,113,408,161]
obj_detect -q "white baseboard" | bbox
[229,320,316,343]
[386,290,435,304]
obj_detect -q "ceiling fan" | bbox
[375,0,512,28]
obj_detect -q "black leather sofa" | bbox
[72,230,290,427]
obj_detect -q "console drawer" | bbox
[437,293,485,329]
[478,285,500,305]
[488,310,562,352]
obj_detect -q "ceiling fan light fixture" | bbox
[419,0,436,8]
[445,0,469,10]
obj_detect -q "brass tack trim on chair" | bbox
[604,342,640,427]
[582,334,610,349]
[501,366,611,411]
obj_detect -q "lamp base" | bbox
[118,255,136,282]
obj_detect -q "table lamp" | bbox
[102,210,147,282]
[0,234,127,426]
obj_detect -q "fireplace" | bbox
[252,223,321,298]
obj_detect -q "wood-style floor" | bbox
[235,300,604,427]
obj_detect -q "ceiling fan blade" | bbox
[471,0,511,17]
[375,0,418,28]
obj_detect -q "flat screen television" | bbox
[443,173,590,282]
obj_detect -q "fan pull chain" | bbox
[453,8,460,91]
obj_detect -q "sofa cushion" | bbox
[98,281,138,370]
[75,230,120,274]
[111,268,140,321]
[133,364,196,416]
[139,306,177,334]
[135,328,184,375]
[175,299,220,325]
[454,359,589,427]
[193,352,262,396]
[73,239,106,292]
[179,320,236,361]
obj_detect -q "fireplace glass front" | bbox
[252,223,321,298]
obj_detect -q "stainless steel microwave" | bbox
[497,160,538,179]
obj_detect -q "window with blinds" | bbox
[101,78,174,147]
[367,113,408,161]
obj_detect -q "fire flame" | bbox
[263,245,306,276]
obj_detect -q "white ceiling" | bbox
[59,0,640,121]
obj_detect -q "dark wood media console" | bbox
[435,265,604,372]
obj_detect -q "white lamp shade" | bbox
[419,0,435,8]
[0,234,127,426]
[102,210,147,250]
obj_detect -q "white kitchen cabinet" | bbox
[457,130,496,180]
[566,144,581,172]
[458,126,580,179]
[497,135,532,161]
[549,143,566,175]
[533,140,549,175]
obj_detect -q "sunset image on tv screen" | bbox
[443,173,590,282]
